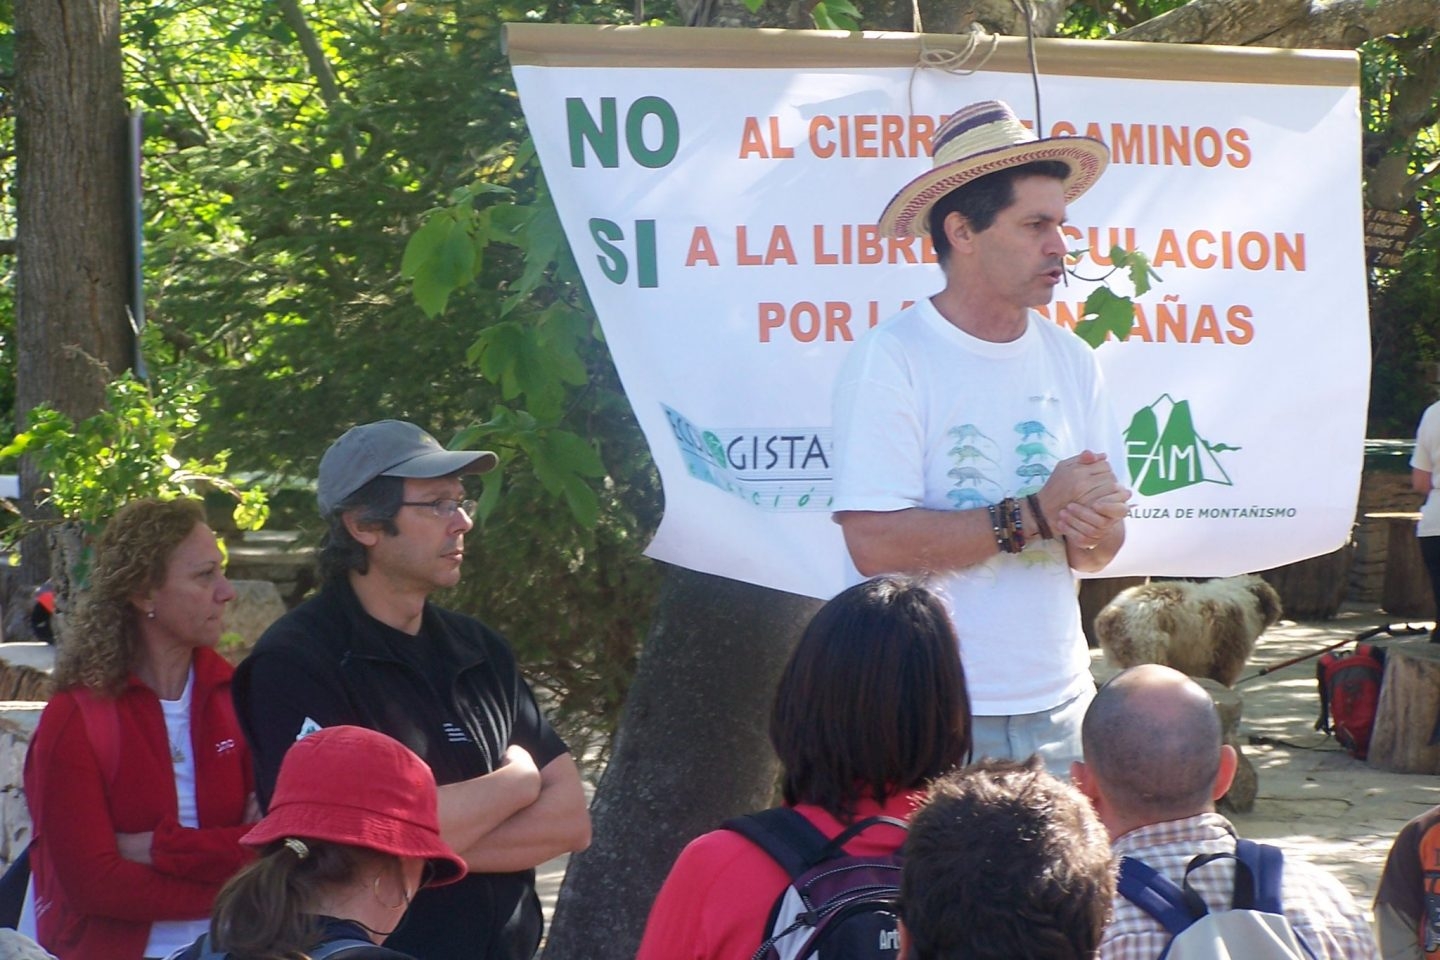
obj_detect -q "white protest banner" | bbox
[506,25,1368,600]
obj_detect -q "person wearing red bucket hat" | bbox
[169,726,466,960]
[233,422,591,960]
[832,100,1131,776]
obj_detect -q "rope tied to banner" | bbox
[905,23,999,119]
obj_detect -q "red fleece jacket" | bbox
[25,647,255,960]
[635,791,920,960]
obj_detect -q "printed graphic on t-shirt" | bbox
[945,420,1065,571]
[296,716,323,740]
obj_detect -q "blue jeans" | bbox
[971,684,1096,778]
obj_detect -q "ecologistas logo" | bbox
[662,403,833,511]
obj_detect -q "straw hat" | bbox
[877,100,1109,239]
[242,725,467,886]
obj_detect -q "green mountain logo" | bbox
[1124,395,1237,495]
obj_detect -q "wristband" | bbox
[1026,493,1055,540]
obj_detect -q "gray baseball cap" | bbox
[317,420,497,515]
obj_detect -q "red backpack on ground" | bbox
[1315,642,1386,760]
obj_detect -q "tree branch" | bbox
[1367,35,1440,208]
[1116,0,1440,48]
[274,0,345,109]
[275,0,356,165]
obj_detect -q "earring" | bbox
[146,610,156,620]
[371,872,411,911]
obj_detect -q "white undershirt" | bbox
[144,666,210,958]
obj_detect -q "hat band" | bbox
[932,103,1014,154]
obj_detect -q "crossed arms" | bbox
[437,746,591,873]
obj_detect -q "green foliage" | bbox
[811,0,862,31]
[0,369,269,532]
[125,0,662,769]
[401,170,660,768]
[1056,1,1190,38]
[1369,227,1440,437]
[1070,246,1160,349]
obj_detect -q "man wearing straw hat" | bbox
[831,100,1130,774]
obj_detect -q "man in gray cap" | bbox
[234,420,591,960]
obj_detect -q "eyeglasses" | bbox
[400,498,477,519]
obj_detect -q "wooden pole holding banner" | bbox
[503,23,1356,86]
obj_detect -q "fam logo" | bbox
[1124,394,1239,496]
[661,403,832,511]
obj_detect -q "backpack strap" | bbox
[722,808,832,879]
[815,816,907,862]
[721,809,907,879]
[1117,856,1209,936]
[1232,839,1285,914]
[170,933,379,960]
[175,931,224,960]
[308,937,384,959]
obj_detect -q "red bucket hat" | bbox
[242,725,466,886]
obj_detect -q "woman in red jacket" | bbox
[635,574,974,960]
[25,498,258,960]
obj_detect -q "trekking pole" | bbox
[1233,622,1432,686]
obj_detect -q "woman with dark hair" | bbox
[24,499,257,960]
[171,725,467,960]
[635,574,973,960]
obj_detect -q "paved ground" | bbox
[536,601,1440,922]
[1190,603,1440,909]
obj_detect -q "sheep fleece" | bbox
[1094,575,1283,687]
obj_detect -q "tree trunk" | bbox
[1369,640,1440,774]
[543,566,821,960]
[14,0,133,592]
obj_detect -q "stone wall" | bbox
[0,708,41,868]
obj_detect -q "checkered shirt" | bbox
[1102,813,1379,960]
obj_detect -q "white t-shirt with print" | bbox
[832,299,1122,715]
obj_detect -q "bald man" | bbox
[1072,665,1378,960]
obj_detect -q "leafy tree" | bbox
[126,0,668,764]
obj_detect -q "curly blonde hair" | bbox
[54,499,208,696]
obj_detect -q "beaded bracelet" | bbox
[1005,497,1026,553]
[1026,493,1055,540]
[986,503,1010,554]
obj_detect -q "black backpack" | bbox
[722,807,906,960]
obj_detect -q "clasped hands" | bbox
[1037,450,1131,550]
